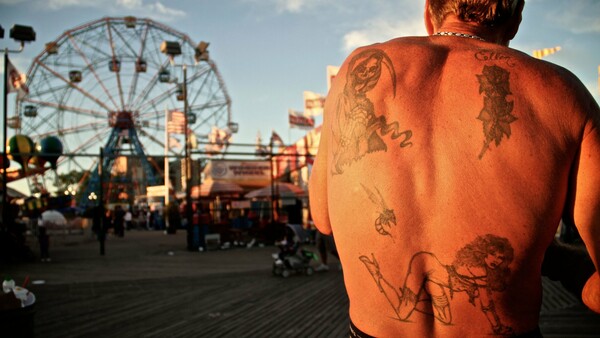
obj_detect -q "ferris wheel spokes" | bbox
[67,35,121,109]
[17,17,233,205]
[35,60,115,112]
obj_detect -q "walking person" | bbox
[309,0,600,336]
[124,208,133,231]
[113,205,125,237]
[315,230,340,272]
[37,217,50,262]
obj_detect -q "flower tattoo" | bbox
[476,65,517,159]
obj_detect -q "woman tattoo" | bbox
[360,234,515,336]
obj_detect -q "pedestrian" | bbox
[91,206,108,255]
[124,208,133,231]
[198,208,211,252]
[113,205,125,237]
[37,218,50,262]
[309,0,600,336]
[314,230,340,272]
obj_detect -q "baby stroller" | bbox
[272,223,318,278]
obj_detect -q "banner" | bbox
[205,126,231,154]
[303,91,326,116]
[273,126,321,179]
[327,65,340,92]
[167,110,186,134]
[532,46,561,59]
[288,109,315,129]
[6,57,29,98]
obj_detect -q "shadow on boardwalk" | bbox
[2,230,599,337]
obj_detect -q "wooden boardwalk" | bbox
[2,230,599,337]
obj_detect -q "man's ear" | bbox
[424,0,435,35]
[507,0,524,41]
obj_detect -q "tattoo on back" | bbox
[476,65,517,159]
[331,49,412,175]
[360,234,516,336]
[361,184,396,239]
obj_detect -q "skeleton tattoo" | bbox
[360,234,516,336]
[331,49,412,175]
[476,65,517,159]
[361,184,396,238]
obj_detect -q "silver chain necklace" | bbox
[434,31,486,42]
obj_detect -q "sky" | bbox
[0,0,599,194]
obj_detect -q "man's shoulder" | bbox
[348,36,433,55]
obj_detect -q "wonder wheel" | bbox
[14,17,233,207]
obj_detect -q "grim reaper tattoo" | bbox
[331,49,412,175]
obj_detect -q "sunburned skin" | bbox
[360,234,516,336]
[308,3,600,336]
[330,49,412,175]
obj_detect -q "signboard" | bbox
[146,185,167,197]
[205,160,271,188]
[231,200,251,209]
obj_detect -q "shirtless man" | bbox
[309,0,600,336]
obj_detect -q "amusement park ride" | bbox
[5,17,235,209]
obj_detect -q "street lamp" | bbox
[161,40,210,250]
[2,24,35,227]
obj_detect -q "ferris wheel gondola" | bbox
[13,16,234,207]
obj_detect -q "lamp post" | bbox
[1,24,36,227]
[161,40,209,250]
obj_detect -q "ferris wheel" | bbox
[14,16,233,206]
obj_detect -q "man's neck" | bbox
[434,15,509,46]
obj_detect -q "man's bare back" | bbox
[309,2,600,337]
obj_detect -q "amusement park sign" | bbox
[205,160,271,188]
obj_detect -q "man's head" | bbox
[427,0,521,28]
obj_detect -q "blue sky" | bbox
[1,0,599,193]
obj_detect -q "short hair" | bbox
[428,0,520,27]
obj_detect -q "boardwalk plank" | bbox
[3,231,599,337]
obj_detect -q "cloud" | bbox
[149,2,185,17]
[240,0,340,14]
[43,0,185,20]
[343,17,426,52]
[238,0,427,52]
[117,0,142,9]
[546,0,600,34]
[46,0,95,10]
[276,0,306,13]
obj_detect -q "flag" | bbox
[169,137,182,150]
[6,57,29,98]
[303,91,326,117]
[167,110,186,134]
[289,109,315,129]
[255,131,268,156]
[205,126,231,154]
[188,130,198,150]
[327,65,340,92]
[532,46,561,59]
[7,116,21,129]
[271,131,284,146]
